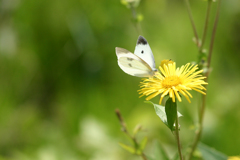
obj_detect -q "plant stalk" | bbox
[184,0,200,47]
[141,153,148,160]
[175,104,183,160]
[130,3,142,34]
[115,109,148,160]
[207,0,221,73]
[187,0,221,159]
[199,0,212,52]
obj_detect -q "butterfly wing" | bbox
[116,47,155,77]
[134,36,157,71]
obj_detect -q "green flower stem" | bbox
[141,153,148,160]
[207,0,221,74]
[199,0,212,53]
[132,137,148,160]
[175,103,183,160]
[187,1,221,160]
[129,3,142,34]
[184,0,200,47]
[130,2,137,20]
[115,109,148,160]
[115,109,131,137]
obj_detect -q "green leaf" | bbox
[153,141,169,160]
[145,101,168,127]
[139,137,148,151]
[145,101,182,130]
[172,153,179,160]
[119,142,135,154]
[198,143,228,160]
[135,137,148,155]
[133,124,142,137]
[165,98,177,131]
[147,141,169,160]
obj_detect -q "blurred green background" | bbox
[0,0,240,159]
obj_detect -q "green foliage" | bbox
[119,142,136,154]
[198,143,228,160]
[148,141,169,160]
[172,154,180,160]
[119,135,148,156]
[133,124,142,137]
[146,101,169,127]
[0,0,240,159]
[117,111,148,158]
[138,137,148,154]
[165,98,177,131]
[146,101,182,131]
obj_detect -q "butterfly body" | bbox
[115,36,157,77]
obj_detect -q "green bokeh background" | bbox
[0,0,240,159]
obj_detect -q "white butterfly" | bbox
[115,36,157,77]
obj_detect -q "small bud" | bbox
[120,0,141,8]
[137,14,143,22]
[160,59,174,69]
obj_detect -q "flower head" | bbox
[228,157,240,160]
[138,61,208,104]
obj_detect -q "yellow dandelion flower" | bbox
[228,156,240,160]
[138,61,208,104]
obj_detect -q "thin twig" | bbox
[141,153,148,160]
[175,104,183,160]
[115,109,148,160]
[186,1,221,159]
[207,0,221,72]
[184,0,200,47]
[115,109,132,137]
[130,3,142,34]
[199,0,212,52]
